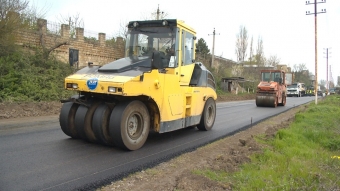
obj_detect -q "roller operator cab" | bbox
[59,19,217,151]
[256,70,287,107]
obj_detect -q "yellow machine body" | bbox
[60,19,217,150]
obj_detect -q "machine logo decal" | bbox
[87,78,98,90]
[83,74,115,79]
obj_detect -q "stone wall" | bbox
[16,19,125,67]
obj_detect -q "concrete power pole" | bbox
[330,65,333,86]
[156,5,164,20]
[208,28,220,68]
[323,47,331,90]
[326,48,329,90]
[324,48,328,90]
[306,0,326,105]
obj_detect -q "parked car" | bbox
[329,88,335,95]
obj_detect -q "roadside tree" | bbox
[253,36,265,66]
[266,55,280,68]
[235,25,248,62]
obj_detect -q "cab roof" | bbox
[127,19,196,34]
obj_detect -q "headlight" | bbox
[162,20,168,26]
[108,86,116,93]
[66,83,78,89]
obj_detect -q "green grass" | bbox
[196,95,340,190]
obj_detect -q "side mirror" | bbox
[195,47,201,53]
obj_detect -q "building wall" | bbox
[16,19,125,67]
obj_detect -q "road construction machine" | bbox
[59,19,217,151]
[256,69,287,107]
[287,82,306,97]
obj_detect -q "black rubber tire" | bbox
[82,102,101,143]
[59,102,79,139]
[278,94,286,106]
[74,105,89,141]
[92,103,115,146]
[197,98,216,131]
[109,100,150,151]
[273,97,278,108]
[255,96,260,107]
[74,105,98,141]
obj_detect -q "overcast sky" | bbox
[30,0,340,85]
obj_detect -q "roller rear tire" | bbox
[273,97,278,108]
[278,94,286,106]
[197,98,216,131]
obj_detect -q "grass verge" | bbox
[197,95,340,190]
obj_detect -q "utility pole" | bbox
[324,48,329,92]
[306,0,326,105]
[155,4,164,20]
[330,65,333,86]
[326,48,328,90]
[323,48,331,90]
[208,28,220,68]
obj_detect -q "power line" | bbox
[306,0,326,105]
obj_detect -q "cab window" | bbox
[181,30,194,65]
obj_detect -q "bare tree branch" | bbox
[249,36,253,62]
[254,36,265,66]
[46,41,69,55]
[55,13,84,37]
[0,0,31,55]
[235,25,248,62]
[266,55,280,67]
[115,19,129,39]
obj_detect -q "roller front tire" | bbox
[59,102,79,139]
[109,101,150,151]
[92,103,115,146]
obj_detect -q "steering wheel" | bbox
[142,47,147,52]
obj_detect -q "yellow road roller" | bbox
[256,69,287,107]
[59,19,217,151]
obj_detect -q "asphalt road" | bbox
[0,96,316,191]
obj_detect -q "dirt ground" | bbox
[0,101,63,119]
[0,94,256,120]
[0,94,304,190]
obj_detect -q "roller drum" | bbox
[256,93,276,107]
